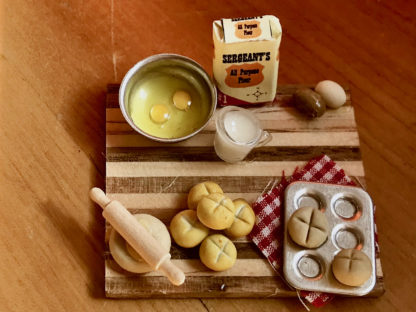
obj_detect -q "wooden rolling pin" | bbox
[89,187,185,286]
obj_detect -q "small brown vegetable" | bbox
[293,88,327,118]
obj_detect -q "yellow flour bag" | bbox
[213,16,282,106]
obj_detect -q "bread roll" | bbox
[224,199,255,238]
[170,210,210,248]
[287,206,329,248]
[197,193,235,230]
[199,234,237,271]
[187,181,223,210]
[332,248,372,286]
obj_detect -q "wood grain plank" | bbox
[106,132,360,147]
[106,122,135,133]
[106,161,365,177]
[106,119,358,133]
[104,275,384,298]
[107,175,366,194]
[105,275,295,298]
[105,193,261,210]
[106,259,276,277]
[106,176,284,193]
[106,146,361,162]
[107,193,188,209]
[105,242,263,260]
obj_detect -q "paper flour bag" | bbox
[213,15,282,106]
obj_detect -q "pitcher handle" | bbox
[255,130,272,148]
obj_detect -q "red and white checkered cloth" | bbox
[249,154,379,308]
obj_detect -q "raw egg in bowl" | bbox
[119,54,217,142]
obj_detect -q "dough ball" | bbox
[170,210,210,248]
[332,248,372,286]
[199,234,237,271]
[188,181,223,210]
[224,199,255,238]
[197,193,235,230]
[288,207,329,248]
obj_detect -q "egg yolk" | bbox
[150,104,170,124]
[173,90,192,111]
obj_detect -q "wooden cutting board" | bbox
[104,84,384,298]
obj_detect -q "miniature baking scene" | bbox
[6,1,416,311]
[95,14,384,307]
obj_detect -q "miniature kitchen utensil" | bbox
[214,106,271,163]
[89,187,185,286]
[283,181,376,296]
[119,54,217,142]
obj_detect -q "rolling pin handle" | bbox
[89,187,111,209]
[158,260,186,286]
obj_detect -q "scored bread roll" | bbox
[197,193,235,230]
[332,248,372,286]
[187,181,223,210]
[199,234,237,271]
[109,214,171,273]
[224,199,255,238]
[287,206,329,248]
[170,210,210,248]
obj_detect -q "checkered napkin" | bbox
[249,154,374,308]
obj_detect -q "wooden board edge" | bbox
[104,275,384,299]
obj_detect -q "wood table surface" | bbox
[1,1,415,311]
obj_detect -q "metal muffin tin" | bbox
[283,181,376,296]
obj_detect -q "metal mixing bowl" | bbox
[119,54,217,143]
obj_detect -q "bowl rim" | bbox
[118,53,217,143]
